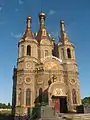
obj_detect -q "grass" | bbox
[0,109,13,120]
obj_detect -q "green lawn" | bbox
[0,110,13,120]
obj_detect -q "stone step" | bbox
[40,116,68,120]
[41,117,61,120]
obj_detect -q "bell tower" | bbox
[18,16,38,70]
[58,20,81,111]
[58,20,75,61]
[15,16,38,116]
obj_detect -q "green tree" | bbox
[7,103,11,108]
[82,97,90,104]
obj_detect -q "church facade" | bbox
[12,12,81,116]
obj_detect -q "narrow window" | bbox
[42,29,46,36]
[67,48,71,58]
[26,88,31,106]
[18,88,22,106]
[61,48,64,59]
[45,50,48,57]
[44,30,46,36]
[27,45,31,56]
[39,88,42,103]
[72,89,77,104]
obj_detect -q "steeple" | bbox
[39,12,46,28]
[22,16,34,39]
[60,20,68,44]
[36,12,50,43]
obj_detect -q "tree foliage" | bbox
[82,97,90,104]
[0,103,11,109]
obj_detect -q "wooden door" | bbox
[60,97,68,113]
[52,97,60,113]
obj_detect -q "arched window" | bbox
[39,88,42,103]
[42,29,46,36]
[72,89,77,104]
[61,48,64,59]
[26,88,31,106]
[27,45,31,56]
[44,30,46,36]
[67,48,71,58]
[45,50,48,57]
[18,88,22,106]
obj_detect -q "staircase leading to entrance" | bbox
[37,113,90,120]
[36,112,72,120]
[26,106,90,120]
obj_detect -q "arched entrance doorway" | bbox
[51,96,67,113]
[48,82,68,113]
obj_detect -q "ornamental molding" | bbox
[48,81,66,93]
[41,55,62,63]
[24,77,32,84]
[53,88,66,96]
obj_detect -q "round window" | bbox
[25,77,31,84]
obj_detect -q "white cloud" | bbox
[15,8,19,12]
[11,32,22,39]
[0,3,5,12]
[0,7,2,11]
[19,0,24,4]
[48,10,56,15]
[1,3,4,6]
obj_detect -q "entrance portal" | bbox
[60,97,68,113]
[52,96,68,113]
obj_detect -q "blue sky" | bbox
[0,0,90,104]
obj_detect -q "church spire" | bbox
[39,12,46,28]
[22,16,34,39]
[27,16,32,28]
[36,12,50,43]
[60,20,68,44]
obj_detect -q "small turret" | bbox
[36,12,50,42]
[27,16,32,28]
[22,16,34,39]
[60,20,68,44]
[60,20,65,32]
[39,12,46,28]
[58,20,75,60]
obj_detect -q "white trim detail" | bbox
[41,55,62,63]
